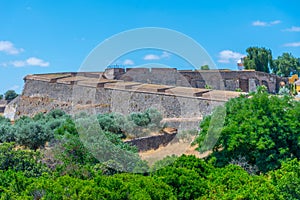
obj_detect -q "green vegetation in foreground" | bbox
[196,87,300,173]
[0,91,299,199]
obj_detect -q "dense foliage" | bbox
[244,47,273,73]
[242,46,300,77]
[96,108,163,138]
[273,52,300,77]
[200,65,210,70]
[2,152,300,199]
[197,90,300,173]
[0,103,299,199]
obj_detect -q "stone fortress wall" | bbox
[0,100,7,114]
[6,68,286,130]
[107,68,286,93]
[15,73,228,121]
[4,68,286,152]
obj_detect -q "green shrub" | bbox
[97,113,125,135]
[0,123,15,142]
[130,112,150,126]
[270,159,300,199]
[0,143,49,177]
[15,121,52,150]
[145,108,163,127]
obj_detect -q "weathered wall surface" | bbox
[107,68,286,93]
[15,69,282,127]
[22,79,74,101]
[3,97,19,120]
[0,100,7,113]
[16,70,263,131]
[104,89,223,118]
[117,68,191,87]
[170,70,282,93]
[16,79,224,120]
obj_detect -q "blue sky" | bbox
[0,0,299,94]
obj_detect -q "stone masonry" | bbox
[6,67,287,129]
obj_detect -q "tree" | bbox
[201,164,282,199]
[130,112,150,127]
[155,166,207,199]
[200,65,210,70]
[14,120,52,150]
[0,94,3,100]
[272,52,300,77]
[145,108,163,127]
[196,91,300,173]
[4,90,18,101]
[0,123,15,142]
[244,47,273,73]
[97,113,125,135]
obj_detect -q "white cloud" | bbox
[252,20,281,27]
[161,51,171,58]
[9,85,20,91]
[2,57,50,67]
[283,26,300,32]
[218,50,246,64]
[26,57,49,67]
[11,60,26,67]
[252,20,267,27]
[0,62,7,67]
[143,51,172,61]
[284,42,300,47]
[123,59,134,65]
[143,54,161,60]
[270,20,281,25]
[0,41,24,55]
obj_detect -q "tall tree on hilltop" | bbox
[200,65,210,70]
[4,90,18,101]
[244,47,273,73]
[272,52,300,77]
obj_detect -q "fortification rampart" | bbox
[10,68,286,128]
[7,68,286,125]
[7,71,243,132]
[104,68,287,93]
[16,76,228,118]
